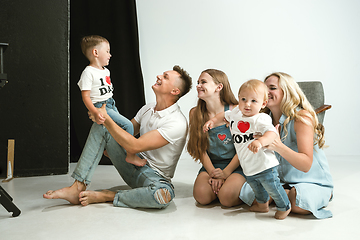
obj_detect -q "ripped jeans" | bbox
[72,123,175,209]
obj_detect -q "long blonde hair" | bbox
[187,69,238,161]
[263,72,325,148]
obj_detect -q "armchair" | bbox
[297,81,331,124]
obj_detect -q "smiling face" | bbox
[238,87,267,117]
[152,70,181,97]
[96,41,111,67]
[265,75,284,110]
[196,72,222,100]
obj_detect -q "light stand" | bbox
[0,43,21,217]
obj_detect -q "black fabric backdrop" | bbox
[0,0,69,177]
[70,0,145,164]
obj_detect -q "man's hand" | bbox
[89,104,106,125]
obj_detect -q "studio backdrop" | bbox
[0,0,144,178]
[70,0,145,164]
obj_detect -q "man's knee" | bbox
[154,188,172,205]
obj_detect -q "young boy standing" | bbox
[78,35,144,166]
[78,35,133,133]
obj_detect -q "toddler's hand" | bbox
[248,140,262,153]
[203,120,214,132]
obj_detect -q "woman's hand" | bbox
[264,122,313,172]
[208,178,224,194]
[210,168,226,179]
[263,124,283,152]
[208,168,226,194]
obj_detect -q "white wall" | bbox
[136,0,360,157]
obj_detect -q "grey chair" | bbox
[297,81,331,124]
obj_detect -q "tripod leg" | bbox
[0,186,21,217]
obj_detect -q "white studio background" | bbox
[136,0,360,158]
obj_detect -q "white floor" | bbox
[0,155,359,240]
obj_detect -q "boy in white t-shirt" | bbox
[204,79,291,220]
[78,35,138,165]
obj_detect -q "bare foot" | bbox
[126,153,147,167]
[249,202,269,213]
[79,190,116,206]
[275,208,291,220]
[43,181,86,205]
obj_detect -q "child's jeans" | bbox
[246,167,290,211]
[94,97,134,135]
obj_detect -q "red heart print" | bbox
[218,134,226,141]
[237,121,250,133]
[106,76,111,85]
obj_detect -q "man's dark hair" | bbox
[173,65,192,99]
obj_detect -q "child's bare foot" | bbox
[126,153,147,167]
[275,208,291,220]
[79,190,116,206]
[43,181,86,205]
[249,202,269,213]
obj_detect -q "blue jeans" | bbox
[246,167,290,211]
[94,98,134,135]
[71,123,175,209]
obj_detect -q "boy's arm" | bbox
[81,90,98,114]
[81,90,104,124]
[203,112,225,132]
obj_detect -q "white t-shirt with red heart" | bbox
[77,66,114,103]
[225,106,279,176]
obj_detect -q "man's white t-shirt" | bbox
[134,102,188,181]
[225,106,279,176]
[77,66,113,103]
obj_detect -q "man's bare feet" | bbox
[249,201,269,213]
[126,153,147,167]
[79,190,116,206]
[275,208,291,220]
[43,181,86,205]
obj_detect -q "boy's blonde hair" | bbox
[238,79,268,102]
[80,35,109,60]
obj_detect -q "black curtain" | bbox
[0,0,68,177]
[70,0,145,164]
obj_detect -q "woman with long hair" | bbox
[258,72,334,218]
[187,69,246,207]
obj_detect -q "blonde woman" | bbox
[187,69,249,207]
[258,72,334,219]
